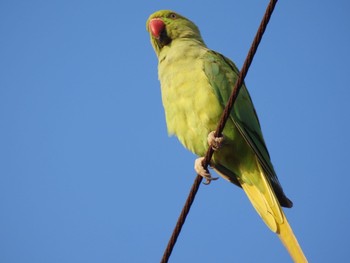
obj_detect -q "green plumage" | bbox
[146,10,307,262]
[147,10,291,207]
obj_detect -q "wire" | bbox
[160,1,279,262]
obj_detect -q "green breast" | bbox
[158,41,225,156]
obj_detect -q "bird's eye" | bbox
[169,13,177,19]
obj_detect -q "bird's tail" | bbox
[238,162,307,262]
[276,214,308,263]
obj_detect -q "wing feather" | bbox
[202,50,292,208]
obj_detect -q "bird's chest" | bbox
[158,46,223,155]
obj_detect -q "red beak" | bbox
[149,18,165,39]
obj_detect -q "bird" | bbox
[146,10,307,262]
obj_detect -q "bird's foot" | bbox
[207,131,225,151]
[194,157,219,185]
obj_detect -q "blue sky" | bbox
[1,1,349,262]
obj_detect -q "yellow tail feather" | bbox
[239,162,307,262]
[277,214,308,262]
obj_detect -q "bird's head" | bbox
[146,10,204,57]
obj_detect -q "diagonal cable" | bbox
[160,1,279,262]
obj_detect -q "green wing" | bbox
[202,50,292,207]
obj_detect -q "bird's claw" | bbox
[208,131,225,151]
[203,176,219,185]
[193,131,223,184]
[194,157,219,185]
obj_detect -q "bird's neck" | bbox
[158,38,207,64]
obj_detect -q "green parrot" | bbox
[146,10,307,262]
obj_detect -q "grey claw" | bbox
[194,157,219,185]
[208,131,225,151]
[203,176,219,185]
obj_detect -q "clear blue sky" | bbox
[1,1,349,262]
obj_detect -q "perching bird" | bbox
[146,10,307,262]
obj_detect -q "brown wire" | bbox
[160,1,279,262]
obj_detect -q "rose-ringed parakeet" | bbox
[146,10,307,262]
